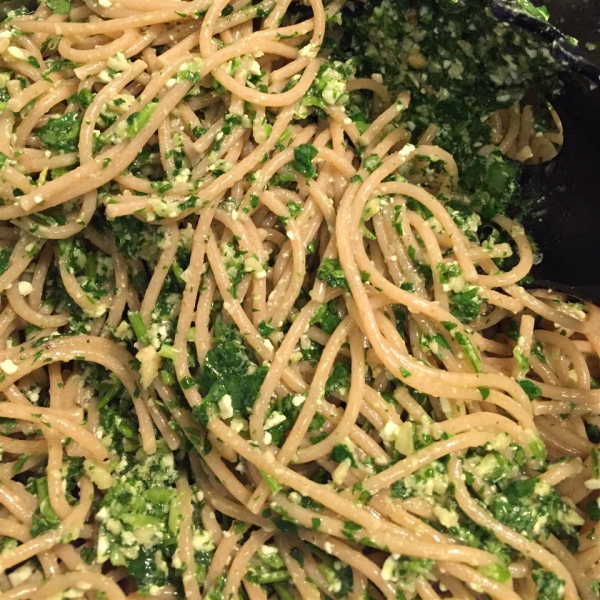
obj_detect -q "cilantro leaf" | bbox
[45,0,72,14]
[38,112,82,153]
[449,287,482,323]
[316,257,350,293]
[330,444,357,467]
[518,379,542,400]
[196,317,268,422]
[291,143,318,178]
[325,361,350,395]
[127,100,158,138]
[310,301,342,334]
[531,567,565,600]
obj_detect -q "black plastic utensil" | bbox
[490,0,600,82]
[491,0,600,305]
[0,0,37,19]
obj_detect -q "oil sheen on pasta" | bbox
[0,0,597,599]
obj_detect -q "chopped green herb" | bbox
[291,143,318,179]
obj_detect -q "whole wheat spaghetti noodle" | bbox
[0,0,597,599]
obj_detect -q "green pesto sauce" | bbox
[2,2,584,598]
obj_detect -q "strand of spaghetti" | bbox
[363,178,476,281]
[0,337,138,393]
[102,234,131,330]
[0,236,43,294]
[357,431,495,496]
[506,284,593,334]
[535,329,592,389]
[95,0,199,13]
[216,207,268,274]
[298,531,396,599]
[15,80,79,149]
[243,313,351,514]
[44,429,74,520]
[13,1,214,35]
[294,329,364,463]
[211,55,321,108]
[273,494,497,566]
[431,409,536,444]
[0,456,47,482]
[540,458,584,486]
[0,405,109,464]
[0,477,93,573]
[0,435,46,455]
[360,93,409,147]
[537,418,590,458]
[203,450,252,503]
[414,577,443,600]
[347,78,391,104]
[534,401,600,416]
[53,544,89,573]
[370,127,412,160]
[275,535,321,600]
[200,504,224,546]
[477,216,535,287]
[6,80,53,114]
[208,417,386,531]
[408,211,449,310]
[204,525,245,591]
[23,244,51,313]
[0,485,32,525]
[133,392,159,455]
[260,190,306,325]
[5,284,68,328]
[438,562,522,600]
[205,235,276,365]
[174,475,202,600]
[17,570,127,600]
[14,191,97,240]
[317,398,392,462]
[302,549,338,595]
[2,384,35,407]
[238,122,318,213]
[79,60,149,164]
[247,299,320,456]
[223,529,273,599]
[200,0,323,59]
[262,313,351,465]
[534,381,600,403]
[498,102,521,153]
[57,250,114,318]
[376,292,532,408]
[0,520,30,544]
[171,203,218,410]
[202,484,271,529]
[58,30,140,63]
[139,224,180,323]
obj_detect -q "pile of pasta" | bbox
[0,1,598,599]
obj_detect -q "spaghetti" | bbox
[0,0,598,599]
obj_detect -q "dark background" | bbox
[545,0,600,64]
[522,0,600,298]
